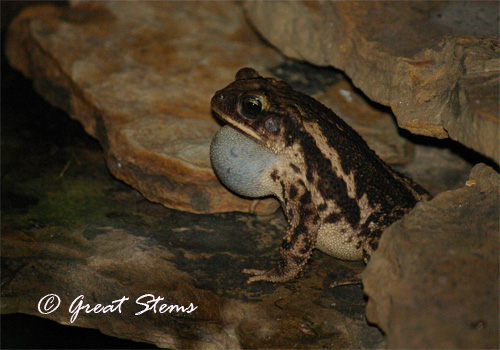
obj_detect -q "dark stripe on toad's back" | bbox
[298,129,361,227]
[314,102,420,212]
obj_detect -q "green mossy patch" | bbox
[5,175,109,229]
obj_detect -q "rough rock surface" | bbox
[244,1,500,163]
[363,164,499,349]
[6,1,418,214]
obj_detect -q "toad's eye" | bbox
[240,96,262,119]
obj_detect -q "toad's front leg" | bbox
[244,201,321,284]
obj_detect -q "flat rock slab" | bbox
[363,164,499,349]
[244,1,500,163]
[7,1,418,214]
[5,1,283,214]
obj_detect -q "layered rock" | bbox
[244,1,500,163]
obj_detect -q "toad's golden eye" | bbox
[240,96,262,119]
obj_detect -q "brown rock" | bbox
[2,222,382,348]
[244,1,500,163]
[5,1,284,214]
[363,164,499,348]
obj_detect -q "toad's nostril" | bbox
[211,92,225,107]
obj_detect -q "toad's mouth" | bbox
[211,109,264,146]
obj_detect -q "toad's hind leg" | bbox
[244,196,321,283]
